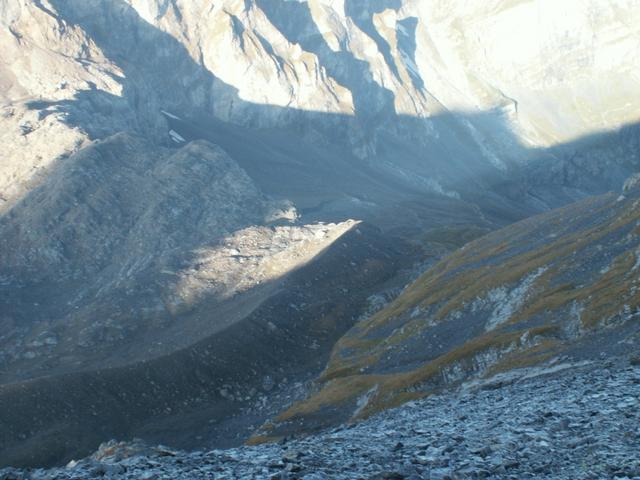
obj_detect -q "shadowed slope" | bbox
[0,222,417,468]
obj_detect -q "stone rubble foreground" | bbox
[2,361,639,479]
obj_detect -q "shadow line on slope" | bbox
[16,0,640,218]
[0,221,418,468]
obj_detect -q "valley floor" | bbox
[3,360,640,479]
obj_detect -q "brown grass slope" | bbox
[255,183,640,441]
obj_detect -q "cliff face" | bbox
[3,0,640,210]
[105,0,640,146]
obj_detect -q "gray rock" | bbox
[3,359,640,480]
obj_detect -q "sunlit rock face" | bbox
[0,1,112,208]
[407,0,640,147]
[3,0,640,209]
[120,0,640,144]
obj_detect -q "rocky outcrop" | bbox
[623,172,640,192]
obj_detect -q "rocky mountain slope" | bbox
[0,221,423,467]
[3,0,640,211]
[0,132,365,382]
[258,176,640,440]
[3,361,639,479]
[2,0,640,470]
